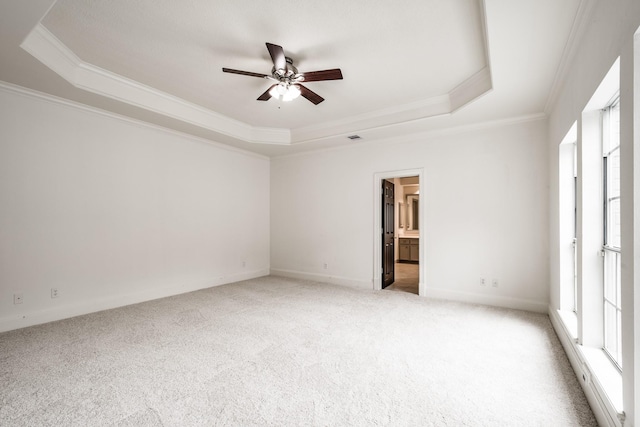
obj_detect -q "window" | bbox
[602,97,621,368]
[558,122,577,316]
[555,57,623,418]
[572,142,577,313]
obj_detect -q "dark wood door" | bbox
[382,179,395,288]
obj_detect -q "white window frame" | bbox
[602,96,622,369]
[572,142,578,314]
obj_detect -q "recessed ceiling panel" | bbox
[42,0,488,130]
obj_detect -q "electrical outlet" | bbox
[480,278,486,286]
[492,279,499,288]
[51,288,59,298]
[323,263,328,269]
[242,261,246,268]
[14,293,23,304]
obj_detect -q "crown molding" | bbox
[543,0,597,114]
[291,94,452,143]
[291,67,492,144]
[21,16,492,147]
[291,1,493,143]
[450,66,493,112]
[0,80,270,160]
[274,112,547,160]
[450,0,493,113]
[20,23,291,146]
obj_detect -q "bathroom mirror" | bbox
[398,202,405,228]
[406,195,419,230]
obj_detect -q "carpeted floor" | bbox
[0,276,597,426]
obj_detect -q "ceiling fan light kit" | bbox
[222,42,343,105]
[269,83,301,102]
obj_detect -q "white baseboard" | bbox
[424,286,548,313]
[0,268,269,333]
[270,268,372,289]
[270,270,548,314]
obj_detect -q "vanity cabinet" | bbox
[398,238,419,263]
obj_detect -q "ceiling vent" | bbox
[347,135,362,140]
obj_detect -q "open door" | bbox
[382,179,395,288]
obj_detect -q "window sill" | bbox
[580,346,623,414]
[554,310,623,425]
[557,309,578,339]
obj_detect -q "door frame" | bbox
[373,168,425,295]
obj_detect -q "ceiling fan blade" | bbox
[300,69,343,82]
[257,84,277,101]
[222,68,269,78]
[297,84,324,105]
[266,42,286,71]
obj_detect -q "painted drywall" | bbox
[271,118,549,311]
[546,1,640,426]
[0,85,270,332]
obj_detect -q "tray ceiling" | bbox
[0,0,585,156]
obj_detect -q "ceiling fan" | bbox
[222,42,343,105]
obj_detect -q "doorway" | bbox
[387,263,419,294]
[373,169,423,296]
[382,179,395,289]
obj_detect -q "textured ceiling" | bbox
[0,0,586,156]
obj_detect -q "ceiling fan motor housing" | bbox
[272,57,301,83]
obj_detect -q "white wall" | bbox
[547,1,640,425]
[0,85,271,332]
[271,118,549,312]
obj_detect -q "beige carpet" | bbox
[0,276,596,426]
